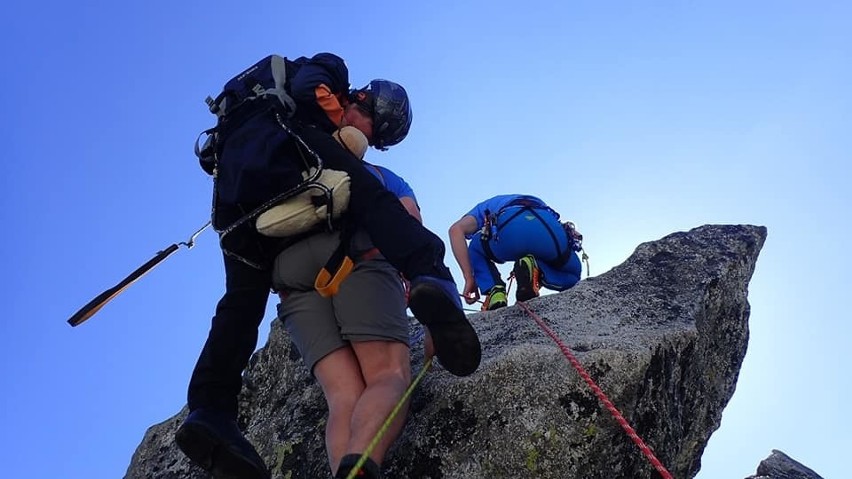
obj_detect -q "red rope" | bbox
[516,301,675,479]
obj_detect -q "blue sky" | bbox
[2,1,849,478]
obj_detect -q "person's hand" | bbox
[462,279,480,305]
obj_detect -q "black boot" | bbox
[334,454,382,479]
[408,276,482,376]
[175,408,270,479]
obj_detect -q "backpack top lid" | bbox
[350,80,412,150]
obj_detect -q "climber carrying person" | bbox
[176,53,481,479]
[448,194,584,310]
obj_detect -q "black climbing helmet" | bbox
[350,79,412,150]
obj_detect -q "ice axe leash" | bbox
[66,221,211,327]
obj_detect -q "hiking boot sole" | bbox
[409,283,481,376]
[175,421,270,479]
[486,301,507,311]
[513,262,539,303]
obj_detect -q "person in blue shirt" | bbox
[448,195,583,310]
[272,155,420,479]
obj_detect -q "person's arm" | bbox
[374,164,422,223]
[449,215,480,304]
[399,196,422,223]
[289,53,350,131]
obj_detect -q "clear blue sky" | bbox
[2,1,849,478]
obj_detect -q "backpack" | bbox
[253,125,375,238]
[194,55,319,231]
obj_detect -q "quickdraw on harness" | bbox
[517,301,674,479]
[562,220,590,277]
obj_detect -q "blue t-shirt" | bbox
[464,194,552,237]
[350,163,418,254]
[364,163,418,204]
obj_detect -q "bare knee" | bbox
[352,341,412,386]
[367,363,410,388]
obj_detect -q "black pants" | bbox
[187,123,452,416]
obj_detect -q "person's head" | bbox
[344,79,412,150]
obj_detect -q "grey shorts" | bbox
[273,231,410,373]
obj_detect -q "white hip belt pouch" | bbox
[255,126,369,237]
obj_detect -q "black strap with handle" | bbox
[67,221,210,327]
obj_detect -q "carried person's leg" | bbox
[186,254,272,414]
[177,232,274,479]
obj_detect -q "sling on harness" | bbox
[311,163,388,297]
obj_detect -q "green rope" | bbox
[344,357,433,479]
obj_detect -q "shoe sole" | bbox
[513,261,539,302]
[175,422,270,479]
[409,283,482,376]
[486,301,507,311]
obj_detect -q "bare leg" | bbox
[347,340,412,464]
[314,347,365,473]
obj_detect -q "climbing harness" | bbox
[311,163,391,298]
[66,221,211,327]
[479,198,584,272]
[344,357,433,479]
[516,301,674,479]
